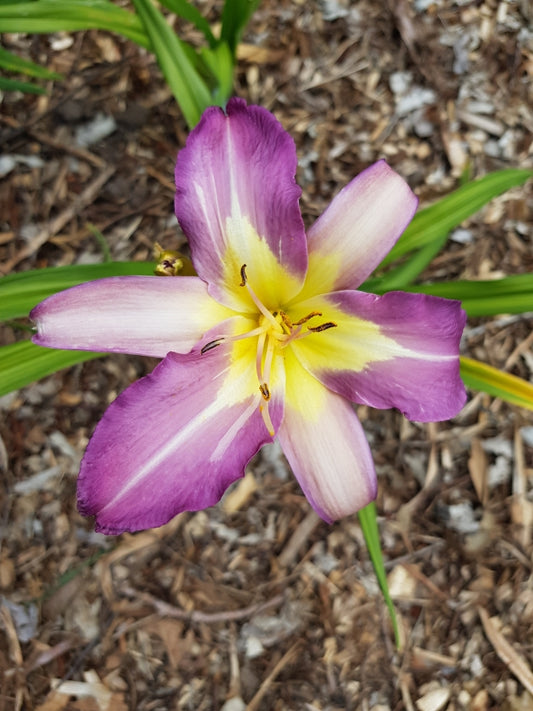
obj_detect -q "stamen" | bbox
[239,265,280,330]
[280,311,293,332]
[260,402,275,437]
[201,339,223,354]
[255,331,266,383]
[200,325,270,355]
[294,311,322,325]
[203,266,336,440]
[262,335,275,388]
[307,322,337,332]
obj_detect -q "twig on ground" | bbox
[120,584,285,624]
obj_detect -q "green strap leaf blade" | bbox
[0,261,156,321]
[0,76,47,94]
[381,169,533,267]
[200,41,234,106]
[131,0,212,128]
[0,340,102,398]
[461,356,533,412]
[158,0,217,47]
[0,45,62,80]
[400,273,533,318]
[220,0,261,58]
[0,1,151,48]
[358,502,400,647]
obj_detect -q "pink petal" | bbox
[277,352,376,523]
[292,290,466,422]
[301,161,418,296]
[175,98,307,308]
[78,342,285,534]
[31,276,232,358]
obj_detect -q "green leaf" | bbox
[381,169,533,267]
[364,234,449,293]
[358,502,400,647]
[220,0,261,58]
[399,273,533,318]
[0,261,155,322]
[0,340,102,397]
[0,1,151,49]
[0,76,47,94]
[461,356,533,412]
[200,41,234,106]
[0,45,62,80]
[158,0,217,47]
[131,0,212,128]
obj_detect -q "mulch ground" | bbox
[1,1,533,709]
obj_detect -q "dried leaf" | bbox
[478,607,533,694]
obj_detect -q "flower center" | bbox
[201,264,337,436]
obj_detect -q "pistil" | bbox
[200,264,338,438]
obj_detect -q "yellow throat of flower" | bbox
[202,265,337,437]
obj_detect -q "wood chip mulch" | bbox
[1,1,533,709]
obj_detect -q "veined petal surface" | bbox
[290,290,466,422]
[78,341,285,534]
[175,97,307,309]
[299,161,418,297]
[277,351,376,523]
[31,276,232,358]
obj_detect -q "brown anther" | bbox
[259,383,271,401]
[239,264,248,287]
[307,322,337,333]
[201,339,223,354]
[280,311,293,329]
[294,311,322,326]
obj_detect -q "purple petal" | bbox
[78,342,285,534]
[277,352,376,522]
[175,98,307,308]
[302,161,418,295]
[291,290,466,422]
[31,276,232,358]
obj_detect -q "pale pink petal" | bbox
[78,342,285,534]
[301,161,418,296]
[175,98,307,308]
[277,351,376,523]
[30,276,232,358]
[291,290,466,422]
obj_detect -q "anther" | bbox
[307,322,337,332]
[201,339,223,354]
[280,312,293,330]
[239,264,280,330]
[294,311,322,325]
[259,383,271,400]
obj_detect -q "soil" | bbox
[1,1,533,709]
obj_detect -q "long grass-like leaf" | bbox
[358,502,400,647]
[200,41,234,106]
[365,234,449,293]
[399,273,533,317]
[220,0,261,58]
[0,261,155,322]
[0,1,151,48]
[0,76,47,94]
[0,340,102,397]
[461,356,533,412]
[158,0,217,47]
[131,0,212,128]
[0,45,62,79]
[381,169,533,267]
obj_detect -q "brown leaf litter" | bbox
[1,0,533,708]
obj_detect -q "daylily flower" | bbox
[31,98,466,535]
